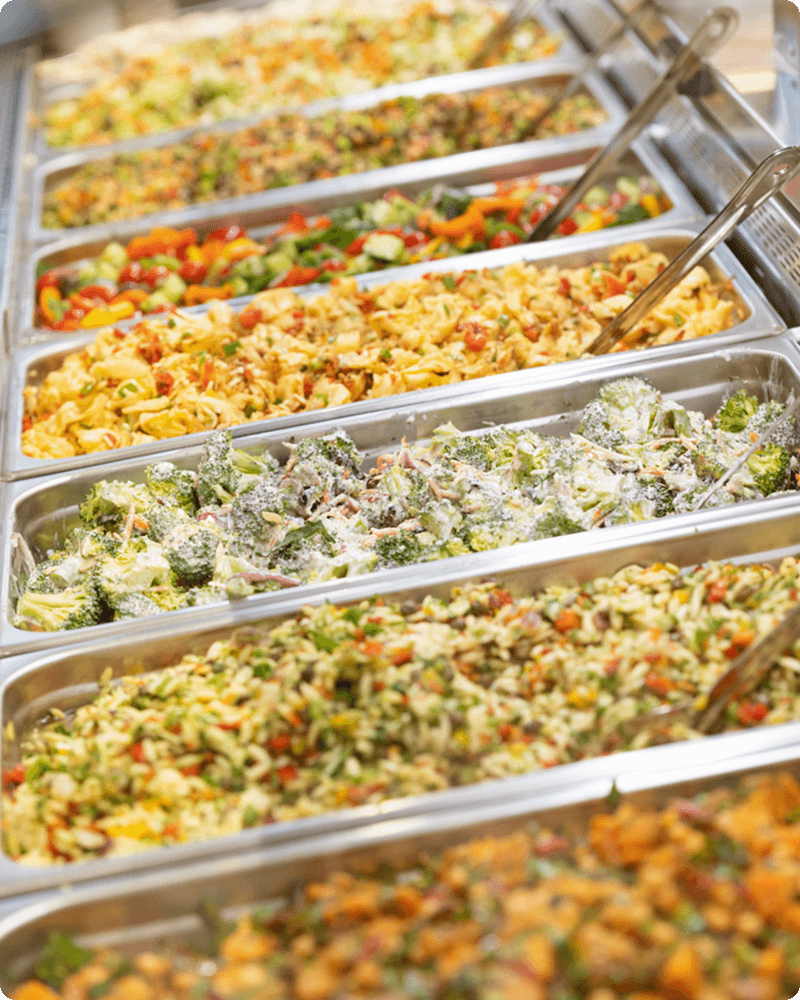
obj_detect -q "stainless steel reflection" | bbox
[4,334,800,662]
[31,0,580,160]
[29,61,627,244]
[3,220,783,482]
[16,136,702,347]
[0,736,799,951]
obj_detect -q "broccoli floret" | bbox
[284,431,364,512]
[162,523,218,587]
[185,583,227,607]
[746,400,797,450]
[605,474,675,525]
[533,507,584,539]
[71,529,121,562]
[145,461,197,513]
[229,479,288,548]
[637,475,675,517]
[23,552,83,594]
[578,377,691,456]
[715,389,760,433]
[379,465,431,516]
[232,447,279,476]
[79,480,151,530]
[374,530,423,567]
[295,432,362,474]
[691,430,729,481]
[746,443,791,495]
[196,430,240,506]
[111,592,164,619]
[146,503,193,542]
[14,583,102,631]
[673,483,739,514]
[95,537,172,605]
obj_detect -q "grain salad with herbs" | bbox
[41,87,607,229]
[10,771,800,998]
[6,556,800,869]
[21,243,735,460]
[41,0,562,149]
[12,380,798,633]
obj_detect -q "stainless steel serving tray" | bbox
[4,333,800,663]
[0,730,799,954]
[16,135,703,348]
[28,60,627,244]
[31,1,580,161]
[4,480,800,900]
[3,218,783,482]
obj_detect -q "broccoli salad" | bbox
[13,380,798,633]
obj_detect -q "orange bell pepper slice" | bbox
[126,227,196,260]
[111,288,149,306]
[184,283,235,306]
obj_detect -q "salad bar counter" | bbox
[4,0,800,996]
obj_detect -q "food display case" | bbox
[4,0,800,993]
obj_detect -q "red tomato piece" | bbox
[489,229,523,249]
[143,264,172,288]
[178,260,208,283]
[321,259,347,272]
[204,224,246,244]
[119,262,146,285]
[464,324,488,352]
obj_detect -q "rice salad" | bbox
[22,243,735,459]
[7,556,800,864]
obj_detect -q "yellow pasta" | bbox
[22,244,735,460]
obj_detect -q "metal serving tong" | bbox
[603,596,800,756]
[469,0,542,70]
[519,0,657,141]
[586,145,800,354]
[527,6,739,242]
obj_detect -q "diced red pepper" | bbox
[78,284,115,303]
[238,306,263,329]
[130,742,147,763]
[707,578,728,603]
[556,218,579,236]
[277,764,297,783]
[737,701,768,726]
[119,262,146,285]
[143,265,172,289]
[321,259,347,273]
[603,273,627,297]
[204,224,246,245]
[154,370,175,396]
[275,212,309,236]
[464,324,488,352]
[36,271,62,295]
[268,733,291,753]
[275,265,321,288]
[2,763,26,787]
[200,358,214,391]
[346,234,369,256]
[489,229,522,250]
